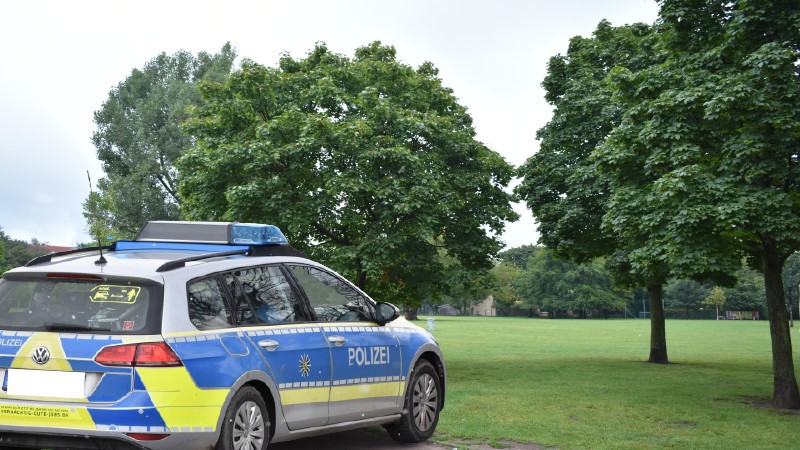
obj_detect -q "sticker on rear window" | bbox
[90,285,141,304]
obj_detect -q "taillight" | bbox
[125,432,170,441]
[95,342,182,367]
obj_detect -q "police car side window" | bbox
[187,278,233,330]
[231,266,300,324]
[224,272,257,325]
[288,265,373,322]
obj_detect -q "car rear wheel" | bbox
[216,385,270,450]
[385,359,441,443]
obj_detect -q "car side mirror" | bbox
[375,302,400,326]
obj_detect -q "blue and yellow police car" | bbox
[0,221,445,449]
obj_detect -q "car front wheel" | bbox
[216,385,270,450]
[385,359,441,443]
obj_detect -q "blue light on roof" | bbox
[230,223,288,245]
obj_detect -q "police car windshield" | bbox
[0,275,163,334]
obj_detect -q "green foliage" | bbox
[488,262,523,311]
[516,19,671,360]
[178,42,518,307]
[434,251,495,315]
[783,252,800,315]
[597,0,800,278]
[703,286,726,313]
[515,248,627,316]
[665,279,712,318]
[86,44,237,237]
[0,228,48,270]
[723,265,766,314]
[594,0,800,406]
[515,20,662,265]
[497,244,538,270]
[0,232,7,275]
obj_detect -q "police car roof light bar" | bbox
[135,221,288,246]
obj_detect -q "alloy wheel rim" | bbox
[412,373,438,431]
[232,401,266,450]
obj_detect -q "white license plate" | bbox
[7,369,85,399]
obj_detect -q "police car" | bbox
[0,221,445,449]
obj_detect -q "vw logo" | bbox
[32,346,50,365]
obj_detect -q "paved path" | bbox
[270,429,443,450]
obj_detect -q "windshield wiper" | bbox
[44,322,110,332]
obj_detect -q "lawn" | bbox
[417,316,800,449]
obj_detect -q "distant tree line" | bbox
[0,227,52,274]
[464,246,799,321]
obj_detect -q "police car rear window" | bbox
[0,275,163,334]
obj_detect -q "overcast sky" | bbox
[0,0,659,248]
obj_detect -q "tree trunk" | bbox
[355,260,367,290]
[760,234,800,409]
[646,279,669,364]
[404,306,419,321]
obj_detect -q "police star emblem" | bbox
[299,354,311,377]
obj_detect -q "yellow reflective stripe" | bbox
[329,382,403,402]
[0,404,95,428]
[280,386,330,405]
[11,333,71,371]
[136,367,228,430]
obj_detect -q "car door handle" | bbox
[327,335,346,347]
[258,339,280,351]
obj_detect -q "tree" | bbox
[595,0,800,408]
[515,21,674,361]
[497,245,539,270]
[0,230,42,269]
[703,286,726,320]
[723,265,766,316]
[664,279,712,319]
[86,44,237,239]
[433,251,494,316]
[515,249,626,317]
[178,42,518,315]
[489,262,523,313]
[0,231,7,274]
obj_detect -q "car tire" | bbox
[385,359,442,443]
[216,385,270,450]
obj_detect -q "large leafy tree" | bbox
[85,44,237,239]
[515,21,674,361]
[595,0,800,408]
[178,42,518,313]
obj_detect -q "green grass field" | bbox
[417,316,800,449]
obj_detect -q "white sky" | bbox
[0,0,659,248]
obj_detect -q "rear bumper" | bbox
[0,426,215,450]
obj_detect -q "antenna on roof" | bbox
[87,171,107,265]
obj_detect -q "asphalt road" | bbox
[270,429,443,450]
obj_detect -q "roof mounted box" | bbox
[135,221,288,246]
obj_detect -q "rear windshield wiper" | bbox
[44,322,111,332]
